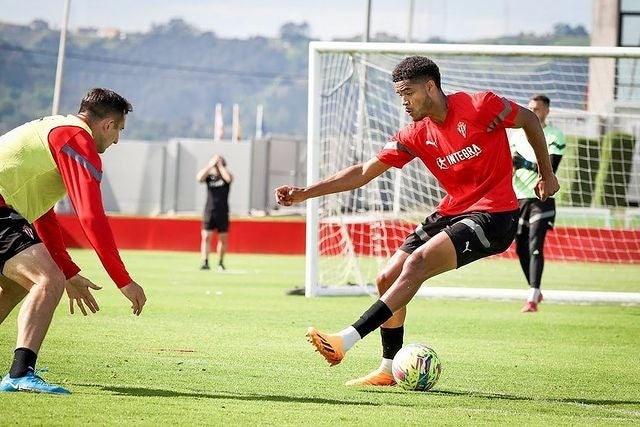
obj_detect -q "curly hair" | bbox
[78,88,132,120]
[391,56,441,90]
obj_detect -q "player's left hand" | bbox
[65,274,102,315]
[535,173,560,201]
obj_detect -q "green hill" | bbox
[0,19,588,139]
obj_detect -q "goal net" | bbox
[306,42,640,296]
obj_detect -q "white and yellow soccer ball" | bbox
[392,343,443,391]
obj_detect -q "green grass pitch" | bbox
[0,250,638,425]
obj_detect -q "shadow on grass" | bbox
[363,388,640,406]
[90,384,379,406]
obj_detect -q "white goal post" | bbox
[305,41,640,297]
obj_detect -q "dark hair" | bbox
[531,94,550,107]
[78,88,132,119]
[392,56,441,90]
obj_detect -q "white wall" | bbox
[98,136,306,216]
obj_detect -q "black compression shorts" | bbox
[399,210,519,268]
[0,207,42,274]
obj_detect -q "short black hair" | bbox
[392,56,441,90]
[531,94,550,107]
[78,88,132,120]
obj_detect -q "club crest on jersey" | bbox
[23,225,34,240]
[435,143,482,170]
[457,121,467,138]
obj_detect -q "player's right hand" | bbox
[65,274,102,316]
[119,281,147,316]
[274,185,304,206]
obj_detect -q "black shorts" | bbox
[202,211,229,233]
[399,210,519,268]
[517,198,556,234]
[0,207,42,274]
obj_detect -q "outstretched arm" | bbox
[49,127,145,315]
[514,106,560,200]
[275,157,391,206]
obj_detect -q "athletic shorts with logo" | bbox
[0,207,42,274]
[400,210,519,268]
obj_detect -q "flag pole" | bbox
[52,0,71,115]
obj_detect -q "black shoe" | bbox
[200,261,210,270]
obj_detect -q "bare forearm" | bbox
[303,164,373,199]
[275,157,390,206]
[196,167,210,182]
[513,106,560,200]
[522,114,554,178]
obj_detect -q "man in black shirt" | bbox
[196,155,232,271]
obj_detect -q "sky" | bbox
[0,0,592,41]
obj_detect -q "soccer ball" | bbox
[392,343,443,391]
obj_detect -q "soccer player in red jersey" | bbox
[0,88,147,394]
[275,56,559,386]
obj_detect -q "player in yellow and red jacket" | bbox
[0,88,146,395]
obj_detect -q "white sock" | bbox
[528,288,541,303]
[378,358,393,374]
[337,326,361,352]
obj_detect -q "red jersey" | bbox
[377,91,520,216]
[1,124,132,288]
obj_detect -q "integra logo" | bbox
[436,144,482,170]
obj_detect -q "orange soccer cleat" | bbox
[306,327,344,366]
[345,368,396,387]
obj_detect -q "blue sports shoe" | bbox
[0,369,71,395]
